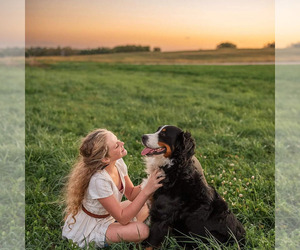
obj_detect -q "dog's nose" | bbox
[142,135,148,144]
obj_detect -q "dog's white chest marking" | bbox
[141,155,172,189]
[145,155,172,174]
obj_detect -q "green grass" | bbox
[25,62,274,249]
[27,48,274,65]
[275,65,300,248]
[0,64,25,249]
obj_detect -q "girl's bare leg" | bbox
[105,200,150,243]
[105,221,149,243]
[120,200,149,222]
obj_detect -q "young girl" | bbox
[62,128,164,248]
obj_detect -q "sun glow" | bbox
[26,0,275,51]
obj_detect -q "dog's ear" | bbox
[182,131,196,158]
[174,131,195,159]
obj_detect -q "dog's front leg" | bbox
[145,221,171,249]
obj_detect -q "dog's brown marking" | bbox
[158,142,171,158]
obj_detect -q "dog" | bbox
[141,125,246,248]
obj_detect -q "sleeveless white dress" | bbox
[62,158,128,248]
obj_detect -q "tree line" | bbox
[0,47,25,57]
[0,42,279,57]
[24,45,162,57]
[216,41,275,49]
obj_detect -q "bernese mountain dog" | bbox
[141,125,246,248]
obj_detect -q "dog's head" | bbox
[141,125,195,160]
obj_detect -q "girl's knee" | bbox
[136,203,149,222]
[136,222,149,240]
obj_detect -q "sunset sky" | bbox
[13,0,294,51]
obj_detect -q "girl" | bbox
[62,128,164,248]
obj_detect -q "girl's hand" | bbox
[143,169,165,196]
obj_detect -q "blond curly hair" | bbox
[63,128,111,224]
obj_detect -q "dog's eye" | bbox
[160,128,167,136]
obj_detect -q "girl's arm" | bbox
[98,169,164,225]
[124,176,142,201]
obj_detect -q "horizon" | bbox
[24,44,274,51]
[4,44,300,52]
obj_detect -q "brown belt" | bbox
[82,205,110,219]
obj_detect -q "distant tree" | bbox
[79,47,111,55]
[0,47,24,57]
[112,45,150,53]
[216,42,237,49]
[153,47,161,52]
[289,42,300,48]
[24,44,152,57]
[25,46,79,57]
[61,47,73,56]
[264,42,275,48]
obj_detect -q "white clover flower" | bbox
[246,182,249,186]
[233,177,237,181]
[251,176,255,179]
[239,194,243,198]
[223,170,226,173]
[219,174,223,178]
[229,182,232,185]
[229,163,235,167]
[222,181,225,185]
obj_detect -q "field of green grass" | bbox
[0,65,25,249]
[25,62,274,249]
[275,65,300,248]
[27,48,274,65]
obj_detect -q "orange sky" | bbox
[25,0,278,51]
[0,1,25,48]
[276,0,300,49]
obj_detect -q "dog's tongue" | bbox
[141,147,153,156]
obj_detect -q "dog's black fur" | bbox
[142,126,245,248]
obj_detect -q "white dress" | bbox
[62,158,128,248]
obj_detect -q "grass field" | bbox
[0,65,25,249]
[275,65,300,248]
[26,48,274,65]
[25,61,274,249]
